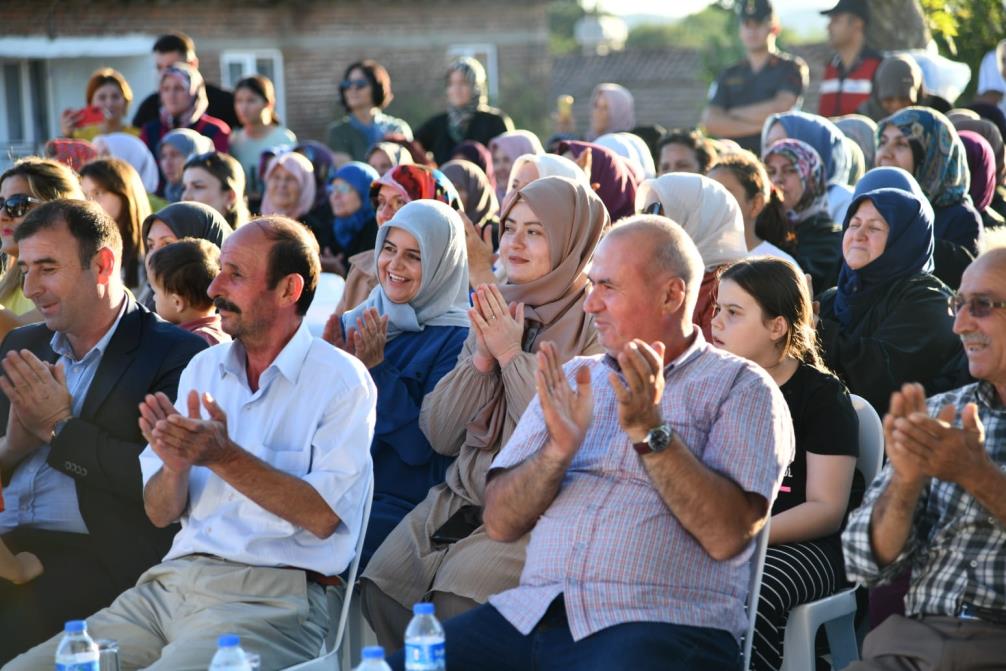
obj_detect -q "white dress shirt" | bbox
[140,321,376,576]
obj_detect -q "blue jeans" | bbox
[387,597,741,671]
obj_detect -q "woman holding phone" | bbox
[60,69,139,142]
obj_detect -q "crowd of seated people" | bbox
[1,2,1005,668]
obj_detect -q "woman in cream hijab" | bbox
[360,176,608,651]
[636,173,748,340]
[506,153,590,195]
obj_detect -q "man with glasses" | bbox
[842,247,1006,669]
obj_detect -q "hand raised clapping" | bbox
[468,284,525,371]
[0,350,73,442]
[535,341,593,462]
[138,390,234,473]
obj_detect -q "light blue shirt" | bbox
[0,299,128,535]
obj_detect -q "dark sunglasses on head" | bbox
[339,78,370,91]
[948,293,1006,318]
[0,194,42,219]
[643,200,664,216]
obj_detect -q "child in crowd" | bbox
[147,237,230,345]
[0,486,43,585]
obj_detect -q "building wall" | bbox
[0,0,550,144]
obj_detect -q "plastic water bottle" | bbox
[208,634,251,671]
[55,620,99,671]
[354,645,393,671]
[404,602,445,671]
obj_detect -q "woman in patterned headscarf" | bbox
[875,107,982,289]
[763,139,843,292]
[139,63,229,160]
[415,57,515,165]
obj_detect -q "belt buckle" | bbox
[959,603,985,622]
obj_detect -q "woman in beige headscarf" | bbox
[360,176,608,651]
[635,173,748,341]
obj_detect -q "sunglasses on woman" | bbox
[339,78,369,91]
[948,293,1006,318]
[0,194,42,219]
[327,181,354,196]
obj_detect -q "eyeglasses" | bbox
[327,181,354,196]
[339,78,370,91]
[643,200,664,216]
[949,293,1006,318]
[0,194,42,219]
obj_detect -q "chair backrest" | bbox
[742,518,771,670]
[329,471,374,655]
[850,394,884,487]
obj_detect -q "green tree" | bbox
[921,0,1006,98]
[549,0,587,55]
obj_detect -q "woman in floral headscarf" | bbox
[415,57,514,165]
[139,62,229,159]
[332,164,462,316]
[876,107,982,288]
[762,139,843,292]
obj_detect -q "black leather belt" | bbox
[958,603,1006,626]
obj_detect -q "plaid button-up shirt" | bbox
[842,381,1006,616]
[488,332,794,641]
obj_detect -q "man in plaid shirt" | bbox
[842,249,1006,669]
[389,217,793,671]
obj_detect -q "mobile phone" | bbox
[557,95,574,124]
[430,505,483,545]
[74,106,106,126]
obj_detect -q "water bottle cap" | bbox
[217,634,240,648]
[64,620,86,634]
[412,602,435,616]
[361,646,385,660]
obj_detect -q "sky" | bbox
[591,0,837,17]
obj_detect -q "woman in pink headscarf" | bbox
[260,151,316,220]
[488,130,544,201]
[589,83,636,140]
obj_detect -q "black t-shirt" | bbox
[708,51,809,153]
[776,362,861,522]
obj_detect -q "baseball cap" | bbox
[738,0,774,22]
[821,0,869,23]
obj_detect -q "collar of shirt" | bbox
[602,328,705,377]
[218,320,313,391]
[49,296,129,364]
[975,380,1006,411]
[830,47,881,76]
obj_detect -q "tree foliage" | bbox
[920,0,1006,98]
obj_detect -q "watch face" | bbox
[648,425,673,452]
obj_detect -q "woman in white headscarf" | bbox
[636,173,748,340]
[595,131,656,179]
[333,200,470,567]
[506,153,591,195]
[93,132,160,193]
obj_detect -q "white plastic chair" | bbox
[282,472,374,671]
[742,519,772,671]
[779,394,883,671]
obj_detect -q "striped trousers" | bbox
[750,540,844,671]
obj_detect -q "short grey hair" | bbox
[605,215,704,316]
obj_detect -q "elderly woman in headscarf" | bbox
[875,106,982,288]
[595,132,657,180]
[816,173,968,415]
[635,173,748,340]
[589,83,636,140]
[157,128,214,202]
[415,57,514,165]
[959,130,1004,229]
[441,159,499,232]
[139,200,233,307]
[450,140,496,194]
[333,164,462,316]
[331,200,470,566]
[261,151,317,221]
[834,114,879,170]
[488,130,545,201]
[359,176,607,651]
[318,161,381,277]
[763,139,844,292]
[93,132,160,193]
[139,62,229,161]
[556,140,640,221]
[762,110,855,224]
[366,141,414,177]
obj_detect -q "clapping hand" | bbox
[608,339,666,444]
[144,390,235,471]
[535,341,593,462]
[462,211,497,288]
[469,284,525,368]
[0,351,72,442]
[322,313,351,352]
[348,307,389,369]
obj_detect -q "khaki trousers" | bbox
[845,614,1006,670]
[3,555,330,671]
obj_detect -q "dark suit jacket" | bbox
[0,300,207,589]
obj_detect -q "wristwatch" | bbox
[632,423,674,455]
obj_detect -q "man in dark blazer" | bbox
[0,200,206,663]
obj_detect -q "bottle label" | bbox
[404,640,445,670]
[56,663,99,671]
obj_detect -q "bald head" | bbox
[604,215,703,313]
[965,247,1006,283]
